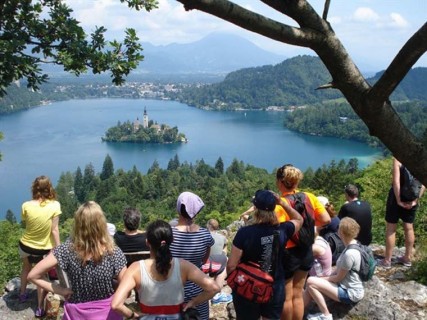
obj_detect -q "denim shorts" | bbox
[337,286,353,305]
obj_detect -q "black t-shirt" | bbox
[113,231,149,252]
[233,222,295,280]
[338,200,372,245]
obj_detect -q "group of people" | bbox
[17,156,424,320]
[229,159,424,320]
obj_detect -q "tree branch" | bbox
[369,22,427,104]
[322,0,331,20]
[177,0,315,48]
[261,0,331,32]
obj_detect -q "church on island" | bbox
[133,107,161,133]
[102,107,187,144]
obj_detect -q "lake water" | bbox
[0,98,382,219]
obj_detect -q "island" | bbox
[102,108,187,144]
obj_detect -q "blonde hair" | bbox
[71,201,115,265]
[276,164,303,190]
[207,218,219,231]
[253,209,279,226]
[339,217,360,241]
[32,175,56,201]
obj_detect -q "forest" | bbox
[169,56,427,110]
[284,100,427,148]
[1,155,427,288]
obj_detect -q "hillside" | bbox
[369,67,427,101]
[169,56,427,110]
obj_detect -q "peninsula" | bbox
[102,108,187,144]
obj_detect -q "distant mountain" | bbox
[137,32,287,74]
[170,56,427,110]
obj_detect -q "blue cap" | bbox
[252,190,276,211]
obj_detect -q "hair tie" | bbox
[160,240,166,246]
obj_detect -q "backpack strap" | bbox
[344,243,362,272]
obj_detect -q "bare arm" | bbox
[316,209,331,228]
[322,266,348,283]
[181,259,219,310]
[312,241,326,258]
[392,158,404,205]
[419,185,426,199]
[28,252,73,300]
[226,244,243,275]
[51,216,60,247]
[111,262,141,319]
[240,205,255,222]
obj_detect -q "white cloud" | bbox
[61,0,426,68]
[389,13,409,28]
[352,7,380,22]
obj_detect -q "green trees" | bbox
[215,157,224,175]
[5,210,16,224]
[284,100,427,147]
[0,220,22,289]
[100,154,115,181]
[0,0,159,95]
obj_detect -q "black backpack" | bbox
[400,165,422,201]
[322,231,345,265]
[346,243,377,282]
[285,192,315,249]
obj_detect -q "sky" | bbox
[64,0,427,70]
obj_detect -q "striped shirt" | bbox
[170,227,214,320]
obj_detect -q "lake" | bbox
[0,98,382,219]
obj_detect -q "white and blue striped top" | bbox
[170,227,214,320]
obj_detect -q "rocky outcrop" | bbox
[209,238,427,320]
[2,244,426,319]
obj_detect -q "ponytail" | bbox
[155,241,172,276]
[146,220,174,277]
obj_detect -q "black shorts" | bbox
[385,188,417,224]
[283,246,314,280]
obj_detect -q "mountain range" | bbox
[137,33,286,75]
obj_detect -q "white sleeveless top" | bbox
[138,257,184,319]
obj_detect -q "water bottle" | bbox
[314,259,323,276]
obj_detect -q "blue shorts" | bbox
[232,280,285,320]
[337,286,353,305]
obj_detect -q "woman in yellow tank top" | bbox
[19,176,61,318]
